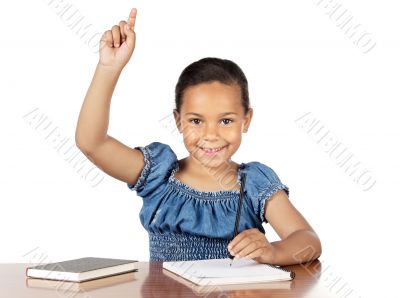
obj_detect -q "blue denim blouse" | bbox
[127,142,289,262]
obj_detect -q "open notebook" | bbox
[162,258,295,286]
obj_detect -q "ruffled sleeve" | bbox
[244,162,289,223]
[127,142,177,197]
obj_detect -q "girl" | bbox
[75,8,322,265]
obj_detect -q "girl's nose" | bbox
[203,123,219,140]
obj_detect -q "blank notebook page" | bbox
[167,258,288,278]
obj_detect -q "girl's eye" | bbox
[222,119,233,125]
[190,119,202,125]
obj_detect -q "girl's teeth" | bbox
[203,147,224,152]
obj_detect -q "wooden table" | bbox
[1,260,339,297]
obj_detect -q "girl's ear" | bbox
[173,109,182,133]
[242,108,253,133]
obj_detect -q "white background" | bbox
[1,1,399,297]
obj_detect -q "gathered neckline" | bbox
[168,161,246,199]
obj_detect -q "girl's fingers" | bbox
[100,30,113,48]
[119,20,127,43]
[246,248,264,260]
[127,8,137,30]
[111,25,121,47]
[124,23,136,50]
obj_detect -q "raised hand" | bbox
[99,8,137,71]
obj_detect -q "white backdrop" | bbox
[1,1,399,297]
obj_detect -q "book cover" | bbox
[26,257,138,282]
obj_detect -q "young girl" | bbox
[75,8,321,265]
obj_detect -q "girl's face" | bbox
[173,81,253,170]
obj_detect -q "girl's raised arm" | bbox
[75,8,144,186]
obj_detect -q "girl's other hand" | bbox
[98,8,137,71]
[228,228,276,264]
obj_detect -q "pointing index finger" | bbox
[127,8,137,30]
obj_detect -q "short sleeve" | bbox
[127,142,177,197]
[245,162,289,223]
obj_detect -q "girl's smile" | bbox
[199,145,227,157]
